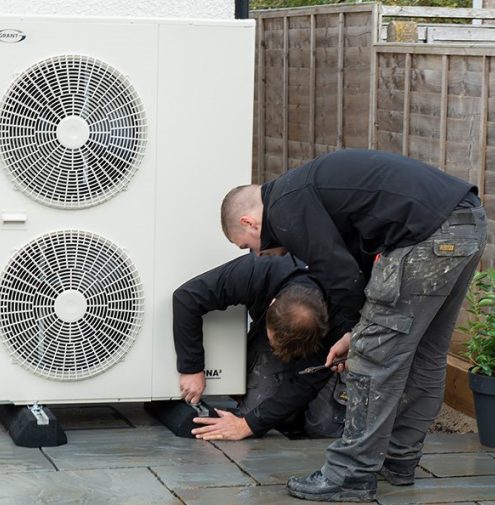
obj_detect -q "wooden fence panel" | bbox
[252,4,379,183]
[371,44,495,269]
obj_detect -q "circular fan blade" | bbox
[0,55,147,209]
[0,230,144,381]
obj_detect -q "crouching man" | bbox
[173,253,347,441]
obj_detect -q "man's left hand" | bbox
[191,409,253,441]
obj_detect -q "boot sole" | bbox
[379,467,415,486]
[288,488,376,502]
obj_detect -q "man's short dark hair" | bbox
[266,284,328,362]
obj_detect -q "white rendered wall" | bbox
[0,0,234,19]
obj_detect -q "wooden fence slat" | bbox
[337,12,345,149]
[479,55,489,203]
[368,3,380,150]
[256,17,266,185]
[309,14,316,159]
[439,54,449,170]
[283,16,289,171]
[381,5,495,20]
[402,52,411,156]
[368,53,379,149]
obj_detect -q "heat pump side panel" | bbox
[152,21,255,397]
[0,18,159,403]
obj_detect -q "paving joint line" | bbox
[147,466,186,504]
[209,440,262,485]
[39,447,59,471]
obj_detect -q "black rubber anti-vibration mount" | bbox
[144,400,218,438]
[0,404,67,448]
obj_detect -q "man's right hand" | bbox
[325,331,351,373]
[179,371,206,404]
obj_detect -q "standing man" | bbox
[221,149,487,501]
[173,253,346,441]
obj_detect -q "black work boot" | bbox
[287,470,376,502]
[379,457,419,486]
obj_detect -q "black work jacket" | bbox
[173,253,335,436]
[260,149,476,336]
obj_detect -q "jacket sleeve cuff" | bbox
[243,410,269,437]
[177,365,204,374]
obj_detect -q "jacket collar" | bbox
[260,181,278,250]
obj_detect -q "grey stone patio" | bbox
[1,401,494,505]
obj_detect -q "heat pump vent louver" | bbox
[0,230,144,381]
[0,55,147,209]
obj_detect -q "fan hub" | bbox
[54,289,88,323]
[56,115,90,149]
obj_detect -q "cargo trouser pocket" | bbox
[404,238,480,295]
[364,246,413,306]
[351,303,413,366]
[342,371,370,442]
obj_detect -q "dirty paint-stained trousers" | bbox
[322,205,487,484]
[238,335,346,437]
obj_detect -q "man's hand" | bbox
[179,371,205,405]
[191,409,253,441]
[325,331,351,373]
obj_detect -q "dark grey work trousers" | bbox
[322,205,487,484]
[238,337,346,437]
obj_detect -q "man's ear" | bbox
[239,215,258,229]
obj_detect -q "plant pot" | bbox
[468,369,495,448]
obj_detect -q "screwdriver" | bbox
[298,357,347,375]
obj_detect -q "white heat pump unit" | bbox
[0,15,255,404]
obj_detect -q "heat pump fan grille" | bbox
[0,230,144,381]
[0,55,147,209]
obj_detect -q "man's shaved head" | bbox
[221,184,261,239]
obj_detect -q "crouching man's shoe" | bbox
[287,470,376,502]
[379,457,419,486]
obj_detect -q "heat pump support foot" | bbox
[144,400,218,438]
[0,403,67,447]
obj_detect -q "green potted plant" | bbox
[459,268,495,447]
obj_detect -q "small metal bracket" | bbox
[28,403,50,426]
[190,402,210,418]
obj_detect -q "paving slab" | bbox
[376,476,495,505]
[420,453,495,478]
[43,426,231,470]
[152,461,255,490]
[215,436,331,484]
[176,483,356,505]
[0,431,55,473]
[423,433,488,454]
[0,467,179,505]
